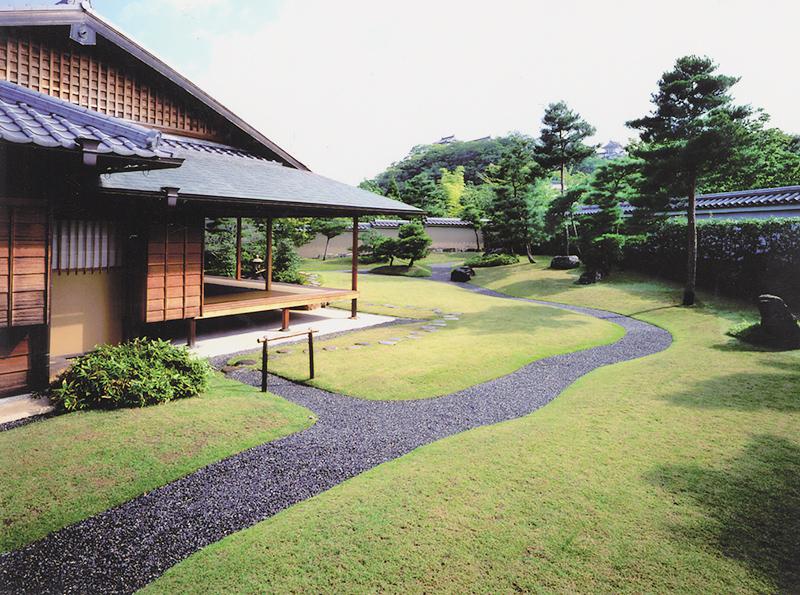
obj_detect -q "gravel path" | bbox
[0,267,672,594]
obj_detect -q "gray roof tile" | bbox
[0,80,174,160]
[101,137,423,216]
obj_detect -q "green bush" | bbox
[582,233,640,275]
[623,218,800,308]
[47,338,210,412]
[464,253,518,267]
[272,237,302,283]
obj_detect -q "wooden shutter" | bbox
[145,219,202,322]
[0,206,48,328]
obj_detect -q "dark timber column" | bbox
[350,216,358,319]
[235,217,242,280]
[186,318,196,347]
[265,218,273,291]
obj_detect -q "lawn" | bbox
[0,374,313,553]
[299,250,480,272]
[149,259,799,593]
[231,272,623,400]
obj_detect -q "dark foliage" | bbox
[464,253,518,267]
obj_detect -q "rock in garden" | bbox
[220,365,239,374]
[379,340,398,346]
[550,255,581,269]
[237,359,257,366]
[450,266,472,282]
[757,294,800,348]
[355,341,371,346]
[576,270,603,285]
[323,346,338,351]
[275,349,292,354]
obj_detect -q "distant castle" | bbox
[598,140,625,159]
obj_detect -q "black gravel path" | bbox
[0,267,672,594]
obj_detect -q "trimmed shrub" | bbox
[582,233,641,276]
[464,253,518,267]
[47,338,210,412]
[272,237,302,283]
[623,218,800,308]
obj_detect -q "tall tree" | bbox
[311,218,349,260]
[485,134,543,262]
[459,184,494,250]
[537,101,596,194]
[582,157,643,240]
[627,55,753,305]
[402,172,445,215]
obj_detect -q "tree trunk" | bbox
[564,223,570,255]
[683,178,698,306]
[323,236,330,261]
[525,242,535,263]
[560,163,565,194]
[474,228,481,251]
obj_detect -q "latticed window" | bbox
[51,220,123,273]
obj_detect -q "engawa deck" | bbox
[200,276,357,319]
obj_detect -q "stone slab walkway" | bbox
[0,269,672,594]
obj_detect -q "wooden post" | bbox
[308,331,315,379]
[350,216,358,319]
[260,339,268,392]
[186,318,196,347]
[265,218,273,291]
[235,217,242,280]
[281,308,290,331]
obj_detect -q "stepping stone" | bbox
[379,340,398,346]
[420,325,437,331]
[220,365,239,374]
[237,359,257,366]
[406,335,422,339]
[276,349,292,354]
[432,321,448,326]
[388,337,403,341]
[355,341,371,346]
[348,345,364,350]
[382,304,397,308]
[443,316,459,321]
[323,346,338,351]
[422,327,439,332]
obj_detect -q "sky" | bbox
[5,0,800,184]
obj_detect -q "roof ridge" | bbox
[696,185,800,199]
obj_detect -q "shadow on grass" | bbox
[663,360,800,413]
[648,434,800,591]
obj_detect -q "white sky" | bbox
[7,0,800,184]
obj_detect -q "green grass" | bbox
[231,272,623,400]
[0,374,313,553]
[299,250,480,273]
[369,263,432,277]
[149,258,800,593]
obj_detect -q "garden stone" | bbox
[379,340,398,346]
[576,270,603,285]
[276,349,292,354]
[220,365,239,374]
[550,255,581,269]
[757,294,800,348]
[323,346,338,351]
[237,359,257,366]
[355,342,371,346]
[450,266,472,282]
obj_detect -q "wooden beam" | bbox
[235,217,242,280]
[350,216,358,319]
[7,207,14,327]
[265,218,273,291]
[281,308,290,331]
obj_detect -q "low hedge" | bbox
[623,218,800,308]
[464,253,518,267]
[47,338,211,412]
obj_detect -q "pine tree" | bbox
[627,55,753,305]
[537,101,596,194]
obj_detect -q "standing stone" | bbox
[758,294,800,348]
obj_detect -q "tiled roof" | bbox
[425,217,473,227]
[101,138,423,217]
[577,186,800,216]
[370,219,410,228]
[672,186,800,211]
[0,80,175,162]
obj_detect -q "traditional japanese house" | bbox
[0,2,421,397]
